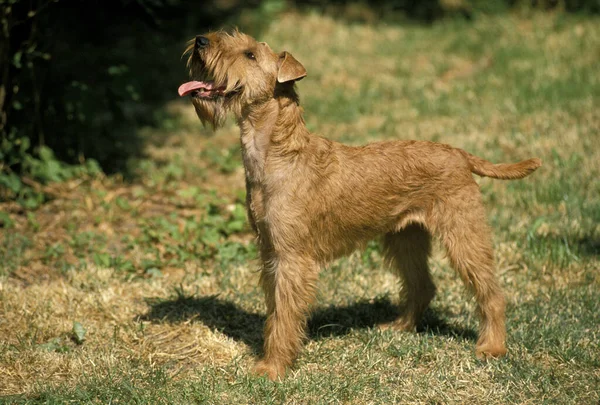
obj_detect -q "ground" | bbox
[1,9,599,404]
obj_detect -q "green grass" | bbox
[1,8,599,405]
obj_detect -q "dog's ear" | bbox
[277,52,307,83]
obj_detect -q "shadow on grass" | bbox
[572,235,600,257]
[140,294,476,355]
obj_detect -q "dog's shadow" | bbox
[139,294,476,354]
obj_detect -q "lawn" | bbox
[1,8,599,404]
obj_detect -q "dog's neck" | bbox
[238,87,309,184]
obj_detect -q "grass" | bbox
[1,8,599,404]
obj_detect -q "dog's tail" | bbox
[461,150,542,180]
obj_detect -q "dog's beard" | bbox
[192,94,243,130]
[192,97,226,129]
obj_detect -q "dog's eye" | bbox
[245,51,256,60]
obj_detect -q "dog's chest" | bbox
[240,124,271,184]
[240,127,270,240]
[241,140,263,184]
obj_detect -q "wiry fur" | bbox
[182,31,541,380]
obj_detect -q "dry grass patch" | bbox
[0,264,257,396]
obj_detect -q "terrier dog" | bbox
[178,30,541,380]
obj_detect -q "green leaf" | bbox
[38,337,70,353]
[19,136,31,153]
[0,212,14,228]
[0,172,22,193]
[12,51,22,68]
[141,259,161,271]
[38,146,55,162]
[201,228,221,247]
[217,242,246,263]
[107,65,128,76]
[225,219,245,234]
[177,186,201,199]
[20,191,43,209]
[115,196,131,211]
[72,321,86,345]
[93,252,111,267]
[145,267,163,279]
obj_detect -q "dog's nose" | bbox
[195,35,209,49]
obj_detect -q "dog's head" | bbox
[179,30,306,129]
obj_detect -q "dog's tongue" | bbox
[178,81,214,97]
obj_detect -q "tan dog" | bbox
[178,31,541,380]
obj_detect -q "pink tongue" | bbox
[178,81,214,97]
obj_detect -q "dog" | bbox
[178,30,541,380]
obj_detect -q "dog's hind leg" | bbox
[254,255,319,380]
[435,186,507,358]
[381,223,436,332]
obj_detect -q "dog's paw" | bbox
[378,318,417,333]
[475,344,507,359]
[253,360,284,381]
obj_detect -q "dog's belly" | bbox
[260,188,429,262]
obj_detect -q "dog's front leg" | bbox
[254,256,318,380]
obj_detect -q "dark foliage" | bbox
[0,0,260,176]
[1,0,597,186]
